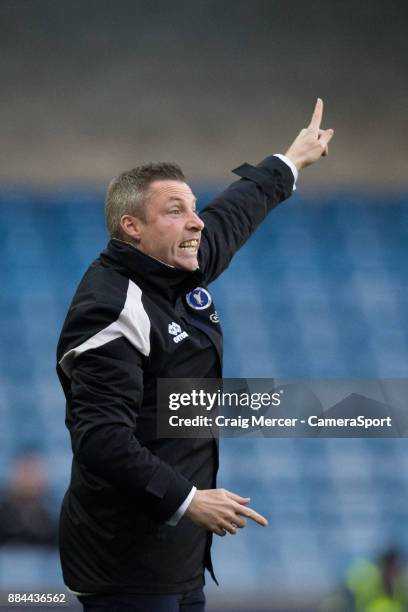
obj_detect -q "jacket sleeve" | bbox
[198,155,295,284]
[66,334,193,524]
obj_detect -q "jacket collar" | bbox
[100,239,205,302]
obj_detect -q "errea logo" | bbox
[168,322,189,344]
[168,322,181,336]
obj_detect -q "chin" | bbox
[175,256,199,271]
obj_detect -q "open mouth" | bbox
[179,239,199,252]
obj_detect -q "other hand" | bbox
[285,98,334,171]
[185,488,268,536]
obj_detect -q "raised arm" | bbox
[198,98,334,284]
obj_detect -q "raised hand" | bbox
[185,488,268,536]
[284,98,334,171]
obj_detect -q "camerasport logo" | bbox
[168,322,189,344]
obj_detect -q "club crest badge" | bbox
[186,287,212,310]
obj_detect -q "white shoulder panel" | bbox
[59,280,151,378]
[120,280,151,356]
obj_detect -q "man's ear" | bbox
[120,215,143,242]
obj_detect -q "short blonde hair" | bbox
[105,162,186,239]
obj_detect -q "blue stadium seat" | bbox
[1,188,408,593]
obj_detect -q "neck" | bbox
[101,239,204,302]
[112,238,176,269]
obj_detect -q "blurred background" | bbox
[1,0,408,610]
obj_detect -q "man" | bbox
[0,450,57,548]
[57,99,333,611]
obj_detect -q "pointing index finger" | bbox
[235,503,268,526]
[308,97,323,132]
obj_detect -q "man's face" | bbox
[134,180,204,271]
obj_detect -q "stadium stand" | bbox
[0,188,407,603]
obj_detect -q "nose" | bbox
[187,211,205,232]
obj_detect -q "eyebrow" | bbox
[168,197,197,207]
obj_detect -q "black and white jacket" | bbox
[56,155,295,594]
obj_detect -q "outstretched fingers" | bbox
[235,502,268,526]
[308,97,323,133]
[284,97,334,169]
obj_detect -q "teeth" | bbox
[180,239,198,249]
